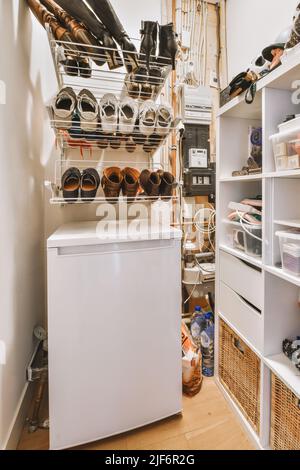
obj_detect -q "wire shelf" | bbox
[47,106,177,155]
[45,159,178,205]
[48,32,173,102]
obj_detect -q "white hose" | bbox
[236,210,263,242]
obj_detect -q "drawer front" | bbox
[218,282,263,352]
[219,250,263,310]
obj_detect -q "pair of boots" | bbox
[140,22,178,71]
[101,167,141,201]
[127,22,178,100]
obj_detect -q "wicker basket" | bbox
[219,319,261,434]
[271,374,300,450]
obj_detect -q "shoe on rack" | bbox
[157,23,178,70]
[125,136,137,153]
[101,167,123,202]
[86,0,139,73]
[119,97,139,134]
[121,167,140,199]
[52,87,77,130]
[99,93,119,134]
[135,66,152,101]
[155,103,173,136]
[61,167,81,201]
[139,100,157,136]
[110,132,123,150]
[78,58,92,78]
[126,73,140,99]
[98,135,109,149]
[159,171,177,200]
[144,133,163,153]
[139,169,161,198]
[139,21,158,71]
[81,168,100,201]
[77,89,99,133]
[62,56,78,76]
[54,0,123,70]
[148,66,163,96]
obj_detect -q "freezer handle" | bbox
[54,240,177,257]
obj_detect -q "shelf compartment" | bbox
[265,354,300,399]
[48,32,173,102]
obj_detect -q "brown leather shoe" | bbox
[139,169,161,198]
[160,171,176,200]
[121,168,140,199]
[101,167,123,202]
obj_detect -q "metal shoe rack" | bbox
[45,29,180,205]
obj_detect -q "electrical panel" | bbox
[182,123,216,201]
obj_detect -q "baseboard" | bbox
[3,381,33,450]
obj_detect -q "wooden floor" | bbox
[17,379,255,451]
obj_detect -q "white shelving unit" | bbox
[216,54,300,450]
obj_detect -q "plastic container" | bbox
[200,313,214,377]
[190,306,205,349]
[232,225,262,257]
[270,130,300,171]
[276,230,300,276]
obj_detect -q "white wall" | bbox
[0,0,57,449]
[226,0,297,80]
[0,0,162,449]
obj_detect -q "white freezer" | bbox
[47,221,182,450]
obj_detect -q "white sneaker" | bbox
[155,103,173,136]
[99,93,118,134]
[77,89,99,133]
[52,87,77,130]
[118,97,139,134]
[139,100,156,136]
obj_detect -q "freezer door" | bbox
[47,239,182,450]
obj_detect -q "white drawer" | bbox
[219,250,263,310]
[218,282,263,353]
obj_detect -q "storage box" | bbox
[271,374,300,450]
[276,230,300,276]
[232,224,262,258]
[218,319,261,433]
[288,154,300,170]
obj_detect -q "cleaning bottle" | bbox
[200,313,215,377]
[190,306,205,349]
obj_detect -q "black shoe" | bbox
[81,168,100,201]
[61,167,81,202]
[140,21,158,71]
[54,0,123,70]
[158,23,178,70]
[78,58,92,78]
[86,0,139,73]
[62,56,78,76]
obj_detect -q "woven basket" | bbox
[219,319,261,434]
[271,374,300,450]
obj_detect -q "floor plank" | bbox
[17,378,255,451]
